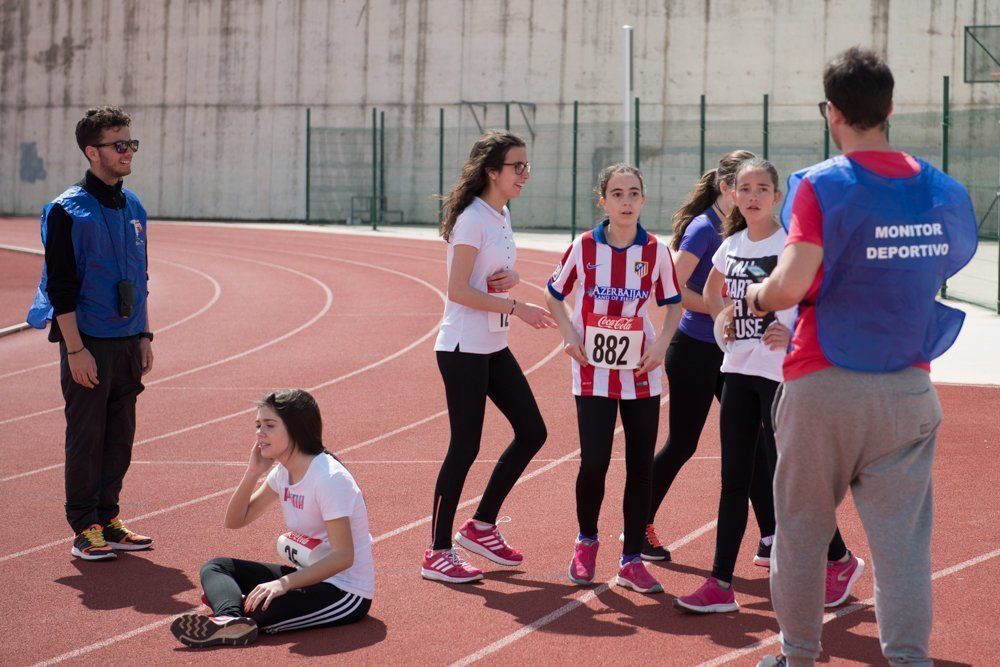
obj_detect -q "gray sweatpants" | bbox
[770,366,941,666]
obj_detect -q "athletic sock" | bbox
[620,553,641,565]
[578,532,598,543]
[761,534,775,547]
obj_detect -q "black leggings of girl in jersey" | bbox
[648,329,774,536]
[575,395,660,555]
[201,557,370,633]
[713,372,847,583]
[431,346,547,550]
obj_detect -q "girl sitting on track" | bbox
[546,163,682,594]
[644,150,777,565]
[423,130,556,585]
[170,389,373,647]
[673,158,863,614]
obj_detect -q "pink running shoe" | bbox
[825,551,865,607]
[568,538,599,585]
[616,559,664,594]
[454,517,523,566]
[673,577,739,613]
[421,548,484,584]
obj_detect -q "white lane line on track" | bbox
[448,515,718,667]
[0,258,223,381]
[0,253,331,426]
[694,546,1000,667]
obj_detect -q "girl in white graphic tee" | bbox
[170,389,373,648]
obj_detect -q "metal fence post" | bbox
[941,75,950,298]
[438,107,444,223]
[823,117,830,160]
[378,110,385,230]
[699,94,706,174]
[305,107,311,224]
[634,96,640,166]
[505,102,510,130]
[371,107,377,230]
[763,94,769,159]
[572,100,578,239]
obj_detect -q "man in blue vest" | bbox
[27,107,156,561]
[745,49,977,667]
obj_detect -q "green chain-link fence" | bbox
[306,83,999,311]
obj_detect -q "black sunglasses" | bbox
[818,101,828,120]
[93,139,139,154]
[503,161,531,176]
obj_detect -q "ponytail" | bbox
[670,149,756,250]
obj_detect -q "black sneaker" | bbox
[170,614,258,648]
[103,516,154,551]
[641,524,671,562]
[71,524,117,561]
[753,538,772,568]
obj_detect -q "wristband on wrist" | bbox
[753,292,763,312]
[509,299,517,315]
[67,346,84,356]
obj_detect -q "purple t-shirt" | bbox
[676,208,723,343]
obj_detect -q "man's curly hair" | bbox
[75,106,131,154]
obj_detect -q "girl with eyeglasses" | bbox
[422,130,556,585]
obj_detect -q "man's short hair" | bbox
[75,106,131,154]
[823,47,894,130]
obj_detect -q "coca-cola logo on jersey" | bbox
[595,316,635,330]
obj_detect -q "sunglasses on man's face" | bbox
[503,161,531,176]
[93,139,139,154]
[818,101,828,120]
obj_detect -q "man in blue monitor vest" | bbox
[746,49,977,667]
[27,107,156,561]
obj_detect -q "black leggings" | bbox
[575,395,660,555]
[200,557,370,633]
[649,330,774,536]
[712,373,847,583]
[432,347,547,550]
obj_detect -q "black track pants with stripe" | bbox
[200,557,371,633]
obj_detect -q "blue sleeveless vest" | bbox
[27,185,149,337]
[781,156,977,372]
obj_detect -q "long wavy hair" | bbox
[670,150,756,250]
[439,130,526,242]
[723,158,781,238]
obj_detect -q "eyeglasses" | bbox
[93,139,140,154]
[503,161,531,176]
[818,101,828,120]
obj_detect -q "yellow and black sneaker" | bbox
[71,524,117,561]
[103,517,153,551]
[170,614,258,648]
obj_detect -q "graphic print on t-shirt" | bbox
[724,254,777,340]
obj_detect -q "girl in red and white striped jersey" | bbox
[546,164,682,594]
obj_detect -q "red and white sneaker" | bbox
[673,577,739,613]
[568,538,599,585]
[825,551,865,607]
[421,548,484,584]
[454,517,523,566]
[616,559,664,594]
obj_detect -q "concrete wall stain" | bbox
[19,142,47,182]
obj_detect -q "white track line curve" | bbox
[0,252,331,426]
[0,257,223,381]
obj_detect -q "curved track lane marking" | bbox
[0,255,444,484]
[695,546,1000,667]
[0,251,331,426]
[0,257,222,381]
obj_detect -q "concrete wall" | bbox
[2,0,998,221]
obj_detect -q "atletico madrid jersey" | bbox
[547,221,681,399]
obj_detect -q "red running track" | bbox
[0,217,997,666]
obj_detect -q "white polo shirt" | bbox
[434,197,517,354]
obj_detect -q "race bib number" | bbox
[276,531,331,568]
[488,287,510,332]
[584,313,644,370]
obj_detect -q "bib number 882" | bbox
[591,333,630,366]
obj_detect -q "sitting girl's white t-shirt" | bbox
[711,226,796,383]
[267,453,374,599]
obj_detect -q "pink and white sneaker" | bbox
[568,538,599,585]
[421,548,484,584]
[825,551,865,607]
[673,577,739,613]
[616,559,664,594]
[454,517,523,566]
